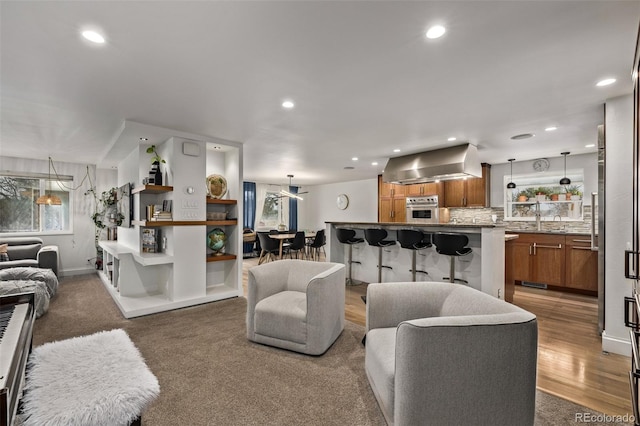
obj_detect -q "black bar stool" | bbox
[336,228,365,285]
[364,229,396,283]
[432,232,472,284]
[397,229,432,281]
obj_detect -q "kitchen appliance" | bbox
[383,144,482,184]
[406,195,439,224]
[593,124,606,333]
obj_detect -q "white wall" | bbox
[0,155,117,276]
[490,153,598,207]
[298,178,378,231]
[603,94,634,355]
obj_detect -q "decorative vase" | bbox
[152,162,163,186]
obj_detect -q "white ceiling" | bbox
[1,1,638,186]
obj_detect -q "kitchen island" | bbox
[326,222,505,299]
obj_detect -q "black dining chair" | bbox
[287,231,306,259]
[306,229,326,261]
[257,232,281,264]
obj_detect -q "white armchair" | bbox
[365,282,538,426]
[246,259,346,355]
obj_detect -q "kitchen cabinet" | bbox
[443,163,491,207]
[378,176,406,222]
[565,236,598,292]
[406,182,444,199]
[507,233,597,294]
[510,233,565,287]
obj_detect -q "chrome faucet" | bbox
[535,201,542,231]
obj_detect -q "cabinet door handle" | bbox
[529,244,532,255]
[572,239,591,243]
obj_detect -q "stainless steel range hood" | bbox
[382,144,482,184]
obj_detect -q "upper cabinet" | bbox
[443,163,491,208]
[378,176,445,222]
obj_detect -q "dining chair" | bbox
[287,231,306,259]
[306,229,326,261]
[257,232,280,264]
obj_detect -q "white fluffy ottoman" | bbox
[20,329,160,426]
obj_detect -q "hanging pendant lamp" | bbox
[279,174,303,200]
[35,157,62,205]
[559,152,571,186]
[506,159,516,189]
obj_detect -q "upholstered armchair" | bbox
[365,282,538,426]
[246,259,346,355]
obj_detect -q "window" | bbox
[259,191,281,228]
[0,173,72,233]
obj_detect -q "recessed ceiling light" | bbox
[82,30,105,44]
[393,149,401,153]
[372,162,378,166]
[139,137,148,141]
[545,127,557,132]
[447,137,456,141]
[426,25,446,39]
[352,157,358,161]
[585,144,595,148]
[282,100,295,109]
[596,78,616,87]
[510,133,535,140]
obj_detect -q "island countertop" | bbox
[325,222,505,299]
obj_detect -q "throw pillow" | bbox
[0,243,8,262]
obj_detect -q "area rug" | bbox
[32,274,632,425]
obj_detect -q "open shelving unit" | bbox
[96,121,243,318]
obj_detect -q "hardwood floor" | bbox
[242,257,632,416]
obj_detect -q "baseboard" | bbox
[602,330,631,356]
[61,266,97,277]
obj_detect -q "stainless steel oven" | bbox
[406,195,439,224]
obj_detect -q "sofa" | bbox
[0,237,59,277]
[365,282,538,426]
[246,259,346,355]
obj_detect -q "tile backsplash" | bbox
[447,205,593,234]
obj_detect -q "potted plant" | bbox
[146,145,166,185]
[565,184,583,200]
[85,187,124,268]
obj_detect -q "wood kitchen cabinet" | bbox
[406,182,445,199]
[565,236,598,292]
[443,163,491,207]
[510,233,565,287]
[507,233,597,295]
[378,176,406,222]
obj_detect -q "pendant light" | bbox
[559,152,571,186]
[506,159,516,189]
[35,157,62,205]
[279,174,303,200]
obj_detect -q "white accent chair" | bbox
[246,259,346,355]
[365,282,538,426]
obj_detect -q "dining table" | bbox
[268,232,316,259]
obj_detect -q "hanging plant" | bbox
[85,187,124,251]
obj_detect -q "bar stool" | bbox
[336,228,365,285]
[397,229,432,281]
[432,232,472,284]
[364,229,396,283]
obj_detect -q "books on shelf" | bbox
[151,211,173,221]
[141,228,159,253]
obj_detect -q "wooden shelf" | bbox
[206,254,237,262]
[206,198,237,205]
[132,184,173,194]
[205,220,237,226]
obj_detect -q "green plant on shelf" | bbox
[564,184,582,197]
[146,145,166,165]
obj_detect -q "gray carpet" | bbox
[31,274,631,425]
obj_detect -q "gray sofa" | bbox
[0,237,59,277]
[365,282,538,426]
[246,259,346,355]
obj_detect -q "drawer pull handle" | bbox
[572,239,591,243]
[572,246,593,251]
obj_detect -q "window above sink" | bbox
[504,170,584,222]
